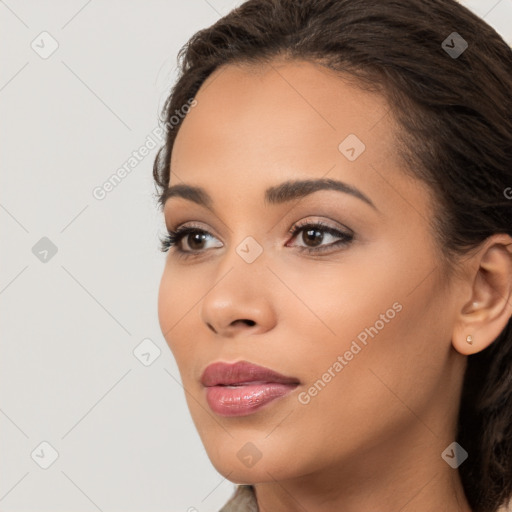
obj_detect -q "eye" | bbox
[160,224,222,255]
[286,220,354,254]
[159,220,354,257]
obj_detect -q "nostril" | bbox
[233,319,256,327]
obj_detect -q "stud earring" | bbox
[466,335,473,345]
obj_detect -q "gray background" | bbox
[1,1,511,511]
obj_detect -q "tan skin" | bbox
[157,59,512,512]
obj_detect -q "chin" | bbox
[202,438,304,484]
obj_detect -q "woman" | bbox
[153,1,512,511]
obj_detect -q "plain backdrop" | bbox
[1,1,511,511]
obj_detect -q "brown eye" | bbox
[288,221,354,254]
[160,226,223,255]
[184,231,209,251]
[301,227,325,247]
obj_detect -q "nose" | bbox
[200,252,277,338]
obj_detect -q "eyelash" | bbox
[160,220,354,258]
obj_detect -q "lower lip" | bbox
[205,383,298,416]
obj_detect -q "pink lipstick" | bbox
[201,360,300,417]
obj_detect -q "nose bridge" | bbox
[214,231,270,297]
[200,231,275,333]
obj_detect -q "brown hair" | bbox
[152,1,512,510]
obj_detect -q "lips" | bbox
[200,360,300,387]
[201,360,300,417]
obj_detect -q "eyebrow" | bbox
[160,178,377,211]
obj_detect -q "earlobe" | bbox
[451,234,512,356]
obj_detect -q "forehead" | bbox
[171,60,394,175]
[168,59,428,219]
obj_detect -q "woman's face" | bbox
[158,59,467,485]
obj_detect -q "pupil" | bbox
[304,228,323,247]
[189,232,206,249]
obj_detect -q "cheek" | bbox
[273,295,446,473]
[157,264,196,355]
[282,243,449,424]
[157,268,174,344]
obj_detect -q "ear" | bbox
[452,234,512,356]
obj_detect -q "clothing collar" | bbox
[219,484,259,511]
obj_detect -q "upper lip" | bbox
[201,360,300,387]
